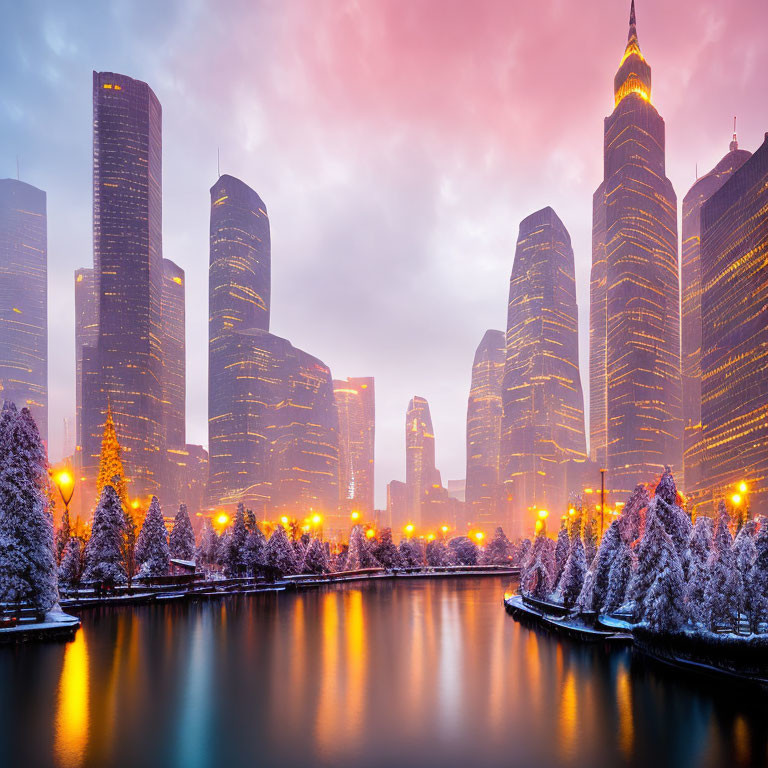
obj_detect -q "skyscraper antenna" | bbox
[695,162,698,180]
[730,115,739,152]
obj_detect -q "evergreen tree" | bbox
[576,562,596,613]
[0,404,59,612]
[123,507,137,587]
[603,540,633,614]
[197,519,220,567]
[372,528,399,569]
[224,503,248,577]
[652,468,691,558]
[169,504,196,561]
[243,525,266,577]
[96,403,127,508]
[136,496,170,578]
[245,508,257,532]
[585,518,621,612]
[264,525,296,577]
[639,525,685,634]
[398,538,424,568]
[302,537,330,574]
[83,484,127,587]
[628,507,670,620]
[583,518,598,568]
[449,536,479,566]
[560,533,587,608]
[731,521,756,633]
[58,538,83,589]
[748,519,768,633]
[481,527,513,565]
[553,525,570,587]
[619,484,651,544]
[346,526,379,570]
[522,554,553,599]
[685,516,713,626]
[426,539,448,567]
[704,502,736,632]
[56,508,71,566]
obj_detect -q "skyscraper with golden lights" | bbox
[501,207,586,536]
[405,396,440,527]
[699,133,768,516]
[681,129,751,497]
[589,1,681,496]
[465,330,505,530]
[334,377,375,516]
[0,179,47,443]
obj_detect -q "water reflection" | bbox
[0,578,767,768]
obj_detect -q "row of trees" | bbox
[521,468,768,636]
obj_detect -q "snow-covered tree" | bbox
[264,525,296,577]
[123,507,137,587]
[517,538,532,568]
[603,539,633,614]
[576,562,596,613]
[583,518,598,568]
[685,516,713,625]
[197,519,219,567]
[704,502,736,632]
[450,536,479,566]
[56,508,71,566]
[372,528,399,569]
[426,539,448,566]
[302,537,330,574]
[619,483,650,544]
[639,525,685,633]
[243,525,266,577]
[58,538,83,589]
[398,537,424,568]
[169,504,196,561]
[522,554,553,599]
[481,527,513,565]
[136,496,170,578]
[628,508,670,620]
[96,402,127,508]
[748,518,768,633]
[83,484,127,587]
[0,404,59,612]
[553,525,570,588]
[345,525,379,570]
[731,521,756,632]
[560,533,587,608]
[223,503,248,577]
[582,518,621,612]
[652,468,691,558]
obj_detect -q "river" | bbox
[0,577,765,767]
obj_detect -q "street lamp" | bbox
[53,470,77,533]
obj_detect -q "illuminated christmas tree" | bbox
[96,402,128,508]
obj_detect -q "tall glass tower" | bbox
[405,396,440,527]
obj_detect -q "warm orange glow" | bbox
[537,509,549,519]
[131,500,140,510]
[535,520,543,534]
[405,523,414,535]
[351,511,360,521]
[54,629,89,765]
[281,515,289,524]
[365,529,375,539]
[56,471,74,488]
[312,514,322,525]
[427,533,436,541]
[474,531,484,542]
[216,513,230,526]
[568,508,575,516]
[739,482,748,494]
[732,494,742,506]
[584,488,593,494]
[441,525,449,533]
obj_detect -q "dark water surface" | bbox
[0,577,766,768]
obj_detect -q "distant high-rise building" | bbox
[82,71,164,500]
[405,396,440,527]
[74,268,97,463]
[501,207,586,536]
[162,259,185,449]
[386,480,407,531]
[589,2,681,495]
[465,330,505,529]
[208,174,271,505]
[334,377,375,515]
[699,133,768,516]
[0,179,47,442]
[681,130,751,495]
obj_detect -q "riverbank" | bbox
[0,609,80,644]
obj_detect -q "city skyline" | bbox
[3,0,768,507]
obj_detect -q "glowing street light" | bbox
[537,509,549,519]
[732,494,742,506]
[311,514,322,525]
[215,512,230,527]
[365,529,376,539]
[474,531,484,543]
[441,525,449,534]
[739,481,748,494]
[405,523,415,536]
[351,511,361,522]
[427,533,436,541]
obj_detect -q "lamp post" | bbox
[53,470,77,534]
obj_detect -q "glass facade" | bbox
[162,258,185,449]
[0,179,47,443]
[502,207,586,536]
[405,396,440,528]
[589,5,682,496]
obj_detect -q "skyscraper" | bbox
[208,174,271,505]
[589,2,681,495]
[82,71,164,500]
[0,179,47,442]
[681,129,751,495]
[699,133,768,516]
[162,259,185,449]
[501,207,586,535]
[386,480,407,531]
[74,267,98,463]
[465,329,505,529]
[405,396,440,527]
[334,377,375,515]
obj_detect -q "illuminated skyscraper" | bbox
[208,174,271,504]
[386,480,407,531]
[589,2,681,495]
[0,179,47,442]
[405,396,440,527]
[681,129,751,495]
[162,259,185,449]
[334,377,375,515]
[74,267,98,463]
[501,207,586,535]
[465,329,505,529]
[82,71,164,499]
[699,133,768,516]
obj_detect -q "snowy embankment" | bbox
[0,607,80,644]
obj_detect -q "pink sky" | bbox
[3,0,768,506]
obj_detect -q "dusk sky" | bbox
[3,0,767,507]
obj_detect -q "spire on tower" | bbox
[730,116,739,152]
[629,0,637,34]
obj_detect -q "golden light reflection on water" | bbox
[54,629,89,768]
[344,589,366,746]
[558,669,578,761]
[314,591,339,758]
[616,663,634,758]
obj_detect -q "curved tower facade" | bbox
[502,207,586,534]
[589,1,681,496]
[405,396,439,527]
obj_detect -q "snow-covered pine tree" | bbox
[243,524,266,577]
[123,507,137,587]
[56,508,71,566]
[345,525,366,570]
[583,517,598,568]
[685,516,713,626]
[748,518,768,633]
[575,562,596,613]
[245,508,257,533]
[83,484,127,587]
[730,521,756,633]
[602,539,633,615]
[652,468,691,559]
[136,496,170,578]
[481,527,513,565]
[553,524,570,588]
[0,404,59,613]
[518,538,532,568]
[372,528,399,569]
[585,518,622,612]
[197,519,219,567]
[522,554,553,599]
[96,402,128,508]
[169,504,196,561]
[704,501,736,632]
[264,524,296,577]
[639,525,685,634]
[560,532,587,608]
[628,507,670,621]
[449,536,479,565]
[224,503,248,577]
[398,537,424,568]
[58,538,83,589]
[302,537,330,574]
[619,484,650,545]
[426,539,447,566]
